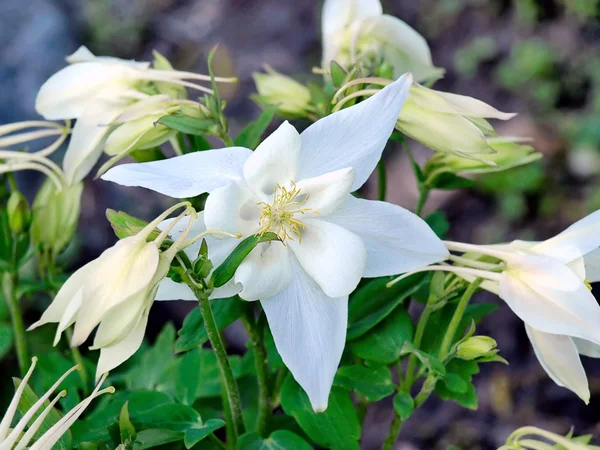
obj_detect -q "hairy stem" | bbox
[381,413,404,450]
[416,187,429,217]
[377,159,387,201]
[193,287,245,442]
[3,272,28,376]
[241,312,270,436]
[438,278,482,360]
[404,305,433,390]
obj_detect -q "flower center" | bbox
[258,182,314,243]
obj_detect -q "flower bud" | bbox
[7,191,31,234]
[253,68,313,118]
[104,114,174,157]
[31,179,83,259]
[456,335,498,360]
[397,84,516,159]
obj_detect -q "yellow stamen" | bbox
[258,182,314,243]
[585,278,593,291]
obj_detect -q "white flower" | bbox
[398,83,516,159]
[28,203,193,380]
[0,358,113,450]
[102,74,449,411]
[35,46,224,185]
[396,210,600,403]
[322,0,443,81]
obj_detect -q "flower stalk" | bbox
[2,272,28,376]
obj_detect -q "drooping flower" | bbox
[0,357,113,450]
[28,203,197,379]
[392,210,600,403]
[35,46,233,184]
[501,425,598,450]
[102,73,449,411]
[322,0,443,81]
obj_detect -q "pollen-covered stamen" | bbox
[258,182,316,243]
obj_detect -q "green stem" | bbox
[414,373,438,407]
[3,272,28,376]
[415,187,429,217]
[193,287,245,442]
[377,159,387,201]
[404,305,433,390]
[241,313,270,436]
[270,366,288,409]
[438,278,482,360]
[381,413,404,450]
[222,135,234,147]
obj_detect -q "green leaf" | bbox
[120,402,137,447]
[133,404,202,431]
[13,377,72,450]
[130,147,167,163]
[157,113,215,136]
[330,61,347,88]
[0,321,13,360]
[105,210,159,241]
[435,381,478,410]
[280,375,360,450]
[175,349,201,405]
[126,324,176,390]
[349,306,414,364]
[175,297,248,353]
[334,364,394,402]
[236,430,313,450]
[234,106,278,150]
[211,233,280,287]
[347,273,425,340]
[183,419,225,448]
[435,359,480,410]
[392,392,415,420]
[441,373,469,394]
[401,342,446,377]
[424,211,450,238]
[134,429,184,450]
[428,172,474,190]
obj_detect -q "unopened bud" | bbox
[456,336,498,360]
[7,191,31,234]
[253,67,313,118]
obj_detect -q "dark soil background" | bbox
[1,0,600,448]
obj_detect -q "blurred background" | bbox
[1,0,600,448]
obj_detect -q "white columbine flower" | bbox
[0,358,113,450]
[35,46,227,185]
[28,203,195,380]
[102,74,449,411]
[394,210,600,403]
[322,0,443,81]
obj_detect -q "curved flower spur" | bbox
[102,73,449,411]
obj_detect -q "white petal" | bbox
[28,261,95,330]
[72,238,159,346]
[533,210,600,264]
[568,256,586,281]
[95,310,149,379]
[322,0,382,37]
[361,15,443,82]
[155,277,196,301]
[66,46,97,63]
[235,243,292,301]
[204,182,261,236]
[243,121,301,201]
[288,219,365,297]
[325,196,448,277]
[92,294,146,348]
[525,325,590,403]
[507,252,583,292]
[36,62,134,120]
[573,337,600,358]
[499,272,600,344]
[295,168,355,217]
[584,247,600,282]
[54,291,82,346]
[63,102,124,184]
[101,147,252,198]
[260,256,347,411]
[298,74,412,191]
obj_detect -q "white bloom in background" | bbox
[103,74,449,411]
[398,83,517,159]
[395,210,600,403]
[0,358,113,450]
[28,203,193,380]
[35,46,226,185]
[322,0,443,81]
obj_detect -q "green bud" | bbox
[456,335,498,360]
[7,191,30,234]
[375,60,394,80]
[31,180,83,259]
[252,67,313,118]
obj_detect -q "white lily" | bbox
[322,0,443,81]
[35,46,233,185]
[28,203,199,379]
[102,74,449,411]
[0,358,113,450]
[392,210,600,403]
